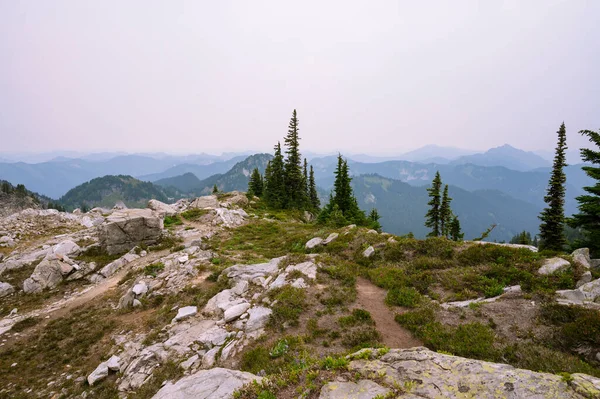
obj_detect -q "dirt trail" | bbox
[355,277,422,349]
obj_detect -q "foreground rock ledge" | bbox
[348,347,600,399]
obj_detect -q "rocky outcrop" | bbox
[214,208,248,227]
[151,368,261,399]
[344,347,600,399]
[538,257,570,275]
[99,209,163,255]
[0,282,14,297]
[190,195,219,209]
[573,248,593,269]
[557,277,600,307]
[22,254,75,293]
[147,199,177,217]
[320,380,390,399]
[471,241,538,252]
[306,237,323,249]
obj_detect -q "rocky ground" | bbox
[1,192,600,398]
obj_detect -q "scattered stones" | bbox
[223,302,251,323]
[572,248,592,269]
[215,208,248,227]
[362,246,375,258]
[132,281,148,296]
[87,362,109,385]
[557,278,600,306]
[106,355,121,371]
[577,271,593,288]
[173,306,197,322]
[0,282,14,298]
[305,237,323,249]
[52,240,81,257]
[23,255,73,293]
[99,209,163,255]
[538,257,570,275]
[190,195,219,209]
[245,306,272,332]
[323,233,339,245]
[151,367,262,399]
[147,199,177,217]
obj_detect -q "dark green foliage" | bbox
[425,171,442,237]
[338,309,374,327]
[318,154,373,228]
[269,286,307,327]
[59,175,168,210]
[341,326,381,349]
[439,185,453,237]
[385,287,422,307]
[180,208,208,221]
[212,184,219,194]
[248,168,264,197]
[369,208,382,232]
[163,215,182,227]
[473,224,497,241]
[283,109,308,209]
[539,122,568,251]
[448,215,463,241]
[264,143,286,209]
[144,262,165,277]
[510,231,533,245]
[308,165,320,211]
[569,128,600,256]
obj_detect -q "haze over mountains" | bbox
[0,144,593,241]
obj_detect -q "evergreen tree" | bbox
[248,168,264,197]
[308,165,320,211]
[439,184,453,237]
[318,154,368,226]
[283,109,306,209]
[15,184,27,197]
[448,216,463,241]
[425,171,442,237]
[569,127,600,256]
[264,142,286,208]
[303,158,309,198]
[1,181,11,194]
[539,122,568,251]
[510,231,532,245]
[212,184,219,194]
[369,208,382,232]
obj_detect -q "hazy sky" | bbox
[1,1,599,155]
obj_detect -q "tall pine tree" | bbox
[539,122,568,251]
[425,171,443,237]
[247,167,264,197]
[283,109,307,209]
[264,142,286,208]
[569,127,600,256]
[439,184,453,238]
[308,165,320,211]
[448,216,463,241]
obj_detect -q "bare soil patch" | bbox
[354,277,422,348]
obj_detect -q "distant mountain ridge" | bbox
[59,175,169,210]
[450,144,550,171]
[352,174,541,241]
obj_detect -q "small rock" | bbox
[133,299,142,307]
[173,306,197,322]
[178,255,189,264]
[0,282,15,298]
[132,282,148,296]
[363,246,375,258]
[87,362,109,385]
[577,271,593,288]
[323,233,339,245]
[537,258,570,275]
[223,302,251,323]
[366,229,378,235]
[305,237,323,250]
[106,355,120,371]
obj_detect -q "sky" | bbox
[1,1,599,156]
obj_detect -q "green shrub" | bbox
[342,326,381,349]
[144,262,164,277]
[386,287,422,307]
[338,309,374,327]
[163,215,183,227]
[181,208,208,221]
[269,286,307,327]
[11,317,41,332]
